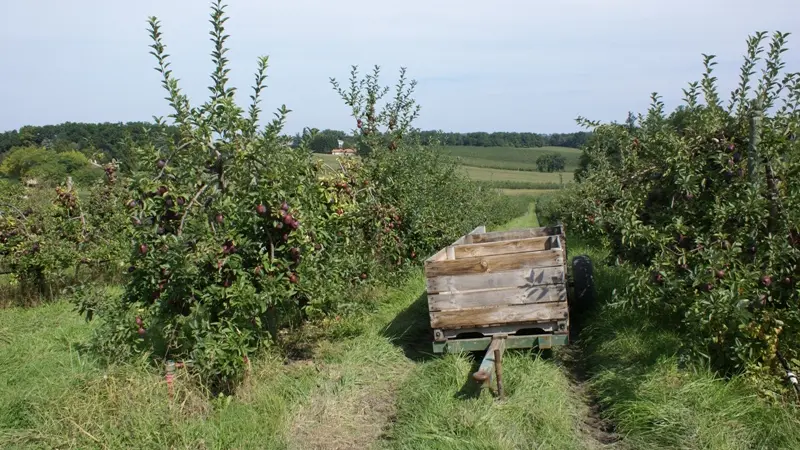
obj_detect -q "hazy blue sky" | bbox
[1,0,798,134]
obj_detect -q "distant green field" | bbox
[500,188,557,197]
[442,145,581,171]
[312,152,574,193]
[313,146,582,173]
[314,153,354,167]
[462,166,573,184]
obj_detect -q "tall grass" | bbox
[566,236,800,450]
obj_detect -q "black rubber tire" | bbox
[571,255,595,316]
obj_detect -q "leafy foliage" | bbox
[559,31,800,391]
[0,122,180,170]
[413,130,591,149]
[0,163,128,302]
[0,145,104,184]
[73,2,522,393]
[535,152,566,172]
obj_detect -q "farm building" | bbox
[331,148,357,156]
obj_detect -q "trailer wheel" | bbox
[571,255,595,316]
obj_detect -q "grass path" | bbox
[284,203,604,450]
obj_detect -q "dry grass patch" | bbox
[287,334,415,450]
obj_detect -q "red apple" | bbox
[651,271,664,284]
[139,243,148,255]
[157,159,166,169]
[360,273,367,280]
[289,273,298,284]
[761,275,773,287]
[138,327,146,336]
[256,204,268,216]
[216,213,224,224]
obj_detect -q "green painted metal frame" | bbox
[432,333,568,354]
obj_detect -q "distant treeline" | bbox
[294,129,592,153]
[414,130,591,149]
[0,122,179,170]
[0,123,590,163]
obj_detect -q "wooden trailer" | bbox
[424,223,589,396]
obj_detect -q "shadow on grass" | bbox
[454,356,485,400]
[453,348,557,401]
[380,292,438,362]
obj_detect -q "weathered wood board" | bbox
[426,225,486,262]
[425,266,565,295]
[429,301,569,329]
[468,226,563,244]
[424,249,564,278]
[428,284,567,311]
[425,224,569,335]
[450,235,559,259]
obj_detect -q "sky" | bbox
[1,0,798,135]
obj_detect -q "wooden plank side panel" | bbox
[427,247,448,262]
[426,225,486,263]
[470,226,563,244]
[428,284,567,311]
[426,266,565,294]
[451,236,558,259]
[430,301,569,329]
[424,249,564,278]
